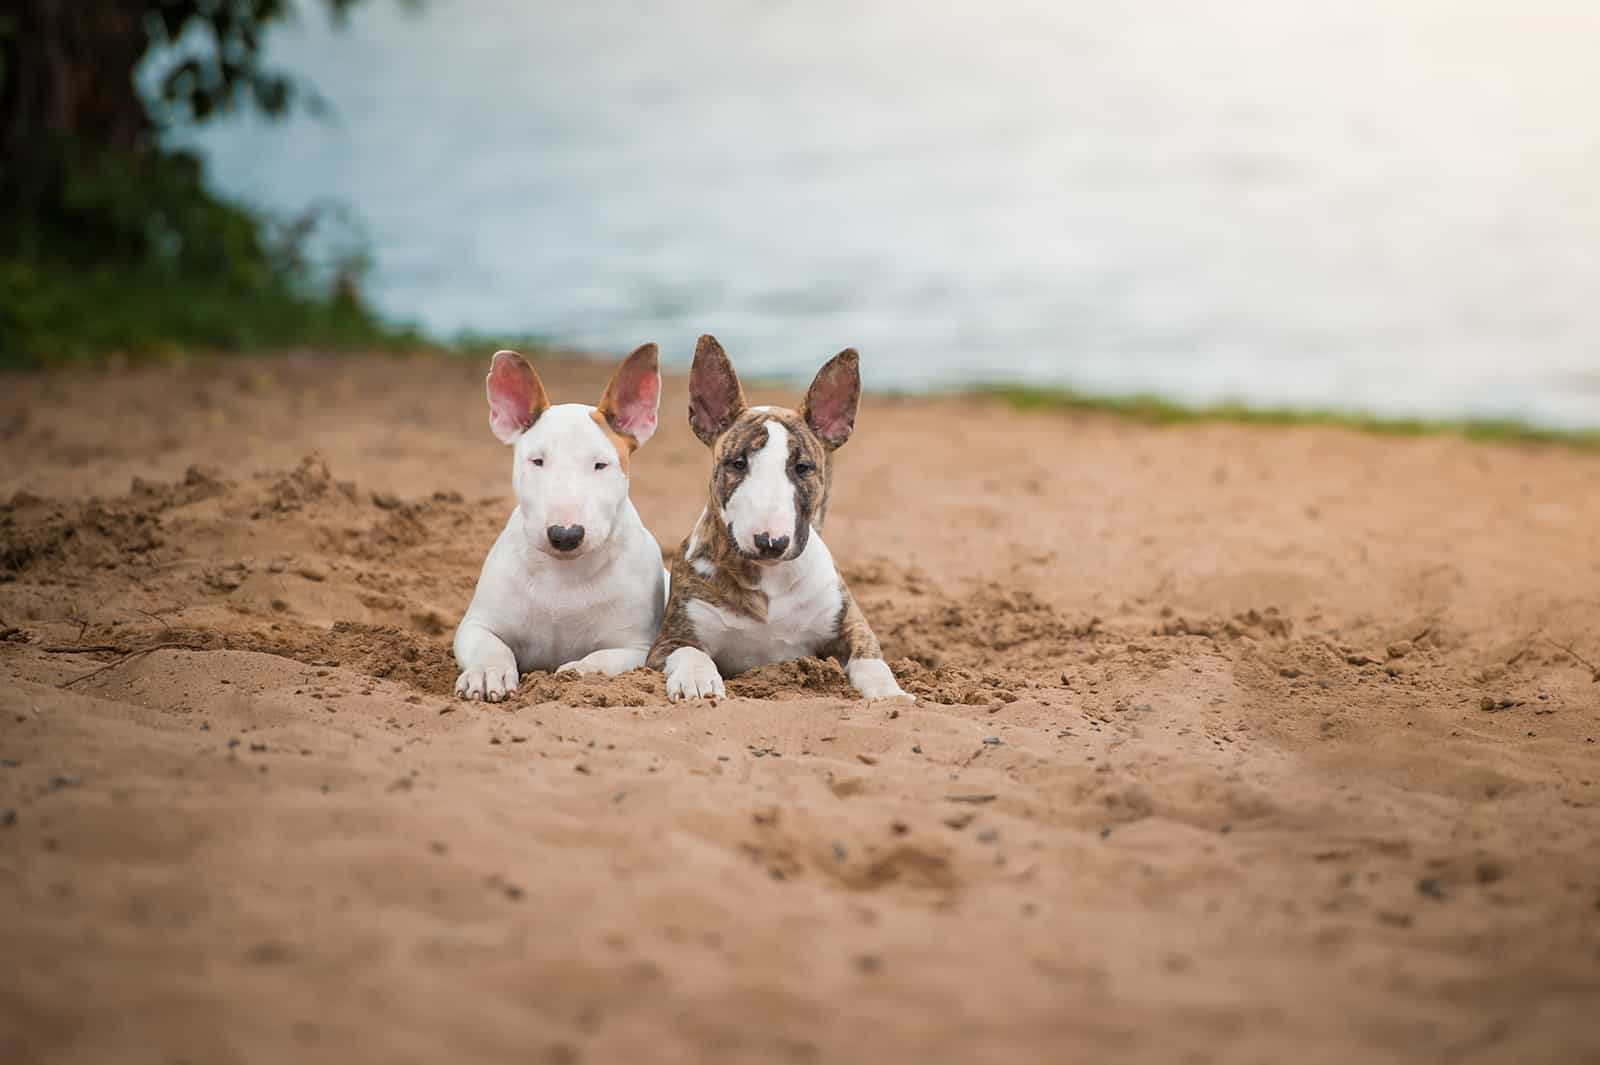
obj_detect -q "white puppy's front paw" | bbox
[847,658,913,702]
[454,667,520,703]
[664,647,726,702]
[557,647,649,677]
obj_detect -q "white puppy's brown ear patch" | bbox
[689,334,747,446]
[486,350,550,444]
[802,348,860,449]
[597,342,661,448]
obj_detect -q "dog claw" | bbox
[664,648,725,702]
[454,668,520,703]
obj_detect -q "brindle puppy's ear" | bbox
[802,348,860,449]
[597,342,661,448]
[486,350,550,444]
[688,334,747,446]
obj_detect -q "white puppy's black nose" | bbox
[752,532,790,559]
[547,524,585,552]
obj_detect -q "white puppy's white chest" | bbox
[462,504,664,672]
[686,534,843,676]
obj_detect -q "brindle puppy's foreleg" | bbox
[826,585,911,702]
[647,577,726,701]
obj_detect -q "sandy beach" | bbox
[2,352,1598,1065]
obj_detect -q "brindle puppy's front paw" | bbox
[454,668,520,703]
[664,647,726,702]
[847,658,913,702]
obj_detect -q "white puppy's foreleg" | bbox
[664,646,726,702]
[557,647,650,676]
[454,620,521,702]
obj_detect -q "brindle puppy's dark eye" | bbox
[726,455,749,473]
[794,460,816,477]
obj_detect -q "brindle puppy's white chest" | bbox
[686,533,844,677]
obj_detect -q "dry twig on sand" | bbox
[1543,638,1600,682]
[58,643,210,688]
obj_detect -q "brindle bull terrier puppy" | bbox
[647,335,910,703]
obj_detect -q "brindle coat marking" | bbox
[646,336,902,701]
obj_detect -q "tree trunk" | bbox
[1,0,152,212]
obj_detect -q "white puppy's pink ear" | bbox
[598,343,661,447]
[486,350,550,444]
[688,334,747,446]
[802,348,861,449]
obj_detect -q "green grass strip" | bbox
[984,385,1600,451]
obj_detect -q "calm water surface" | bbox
[183,0,1600,427]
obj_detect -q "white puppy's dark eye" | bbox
[531,458,544,467]
[594,462,609,471]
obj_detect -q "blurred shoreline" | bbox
[9,345,1596,452]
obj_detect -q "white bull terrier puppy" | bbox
[646,335,910,703]
[454,345,667,701]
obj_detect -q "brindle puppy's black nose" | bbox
[547,524,585,552]
[753,532,790,559]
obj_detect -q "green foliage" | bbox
[988,386,1600,450]
[144,0,378,126]
[0,1,492,368]
[0,259,420,368]
[0,0,424,366]
[0,143,420,367]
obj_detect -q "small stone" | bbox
[1417,877,1449,900]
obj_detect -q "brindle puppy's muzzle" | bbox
[752,531,790,560]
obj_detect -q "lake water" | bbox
[182,0,1600,428]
